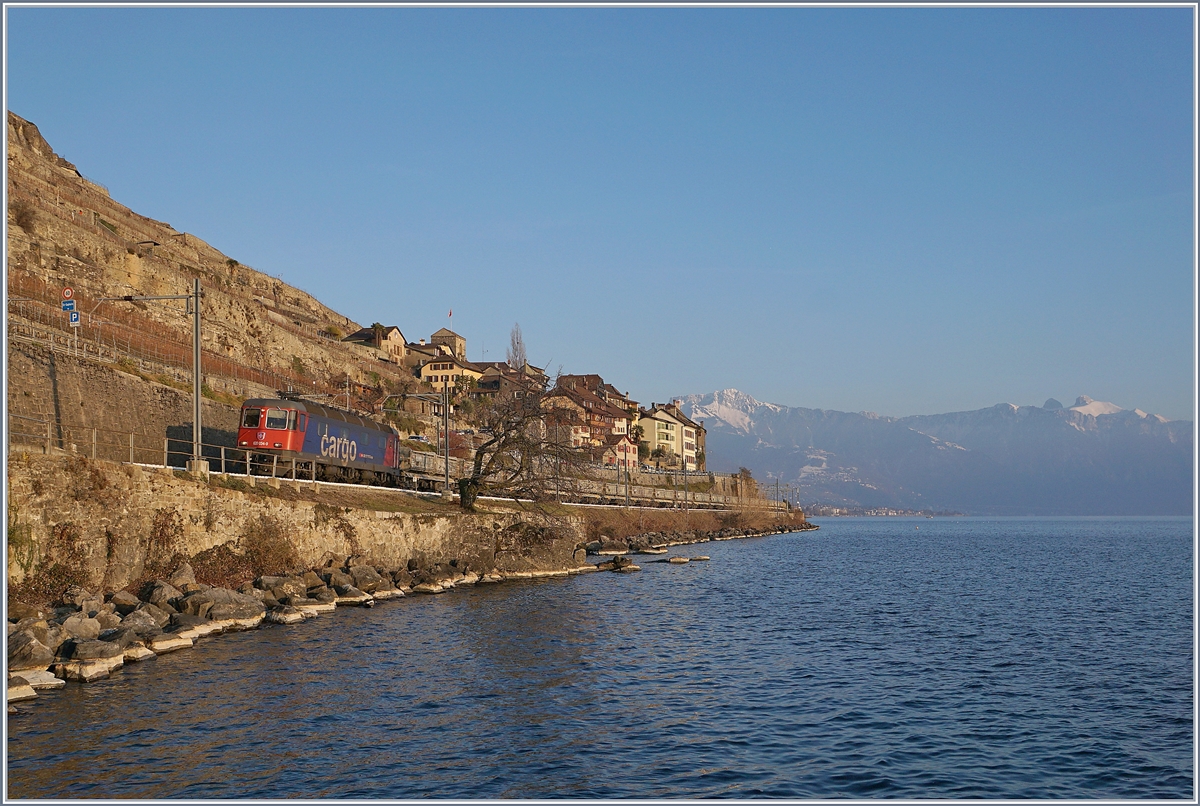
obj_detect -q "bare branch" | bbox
[456,376,595,511]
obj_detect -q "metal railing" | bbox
[7,411,786,511]
[7,300,308,396]
[8,413,234,467]
[7,288,420,404]
[570,476,784,511]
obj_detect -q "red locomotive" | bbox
[237,396,410,485]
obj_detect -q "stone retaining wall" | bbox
[6,452,583,601]
[7,340,241,453]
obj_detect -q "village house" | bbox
[341,324,407,364]
[400,338,443,370]
[559,374,639,417]
[637,401,706,471]
[473,361,548,401]
[430,327,466,360]
[601,384,639,418]
[593,432,638,471]
[544,383,630,447]
[418,353,483,390]
[403,327,496,392]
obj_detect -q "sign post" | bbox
[63,288,78,354]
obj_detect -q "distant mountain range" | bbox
[680,390,1194,515]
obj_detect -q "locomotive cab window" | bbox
[265,408,289,430]
[242,408,262,429]
[287,410,298,430]
[297,414,307,431]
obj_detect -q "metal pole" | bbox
[192,278,202,462]
[221,446,226,474]
[443,380,450,494]
[92,428,97,460]
[164,438,169,467]
[130,432,135,464]
[685,463,691,522]
[625,461,630,509]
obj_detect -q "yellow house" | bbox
[341,325,407,364]
[418,355,483,390]
[637,402,705,470]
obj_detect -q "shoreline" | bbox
[7,521,817,705]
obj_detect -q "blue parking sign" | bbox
[68,311,80,327]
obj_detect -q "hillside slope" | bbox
[6,111,412,402]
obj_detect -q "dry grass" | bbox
[10,199,38,234]
[205,473,460,515]
[241,515,300,576]
[573,505,807,543]
[7,522,90,605]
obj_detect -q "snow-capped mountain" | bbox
[1069,395,1127,417]
[679,390,1192,515]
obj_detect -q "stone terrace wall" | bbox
[7,340,242,458]
[6,453,584,598]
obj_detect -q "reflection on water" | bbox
[7,517,1193,798]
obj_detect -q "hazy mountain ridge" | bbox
[681,390,1193,515]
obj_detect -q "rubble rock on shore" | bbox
[0,554,435,689]
[6,524,811,694]
[585,523,813,557]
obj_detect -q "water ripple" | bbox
[7,517,1193,798]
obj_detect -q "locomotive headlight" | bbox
[274,443,283,448]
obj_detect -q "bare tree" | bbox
[506,322,528,371]
[456,378,590,511]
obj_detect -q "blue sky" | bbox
[5,6,1195,419]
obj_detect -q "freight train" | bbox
[237,395,423,486]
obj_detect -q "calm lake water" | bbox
[6,516,1194,799]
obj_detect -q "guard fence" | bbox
[8,293,313,396]
[8,280,423,402]
[8,412,249,472]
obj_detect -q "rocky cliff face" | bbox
[6,111,412,398]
